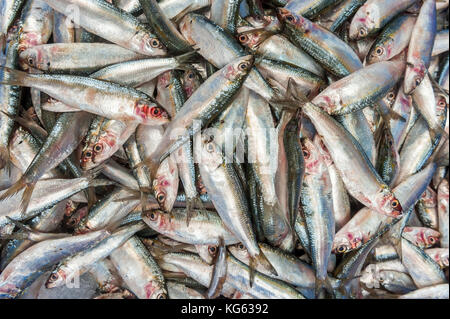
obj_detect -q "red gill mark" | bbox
[144,282,156,299]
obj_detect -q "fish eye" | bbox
[150,38,161,48]
[374,47,384,56]
[237,243,245,250]
[387,92,395,101]
[84,151,92,159]
[93,143,103,153]
[388,139,393,147]
[206,143,215,153]
[208,246,217,255]
[337,246,347,253]
[150,107,161,117]
[28,57,34,66]
[238,62,249,71]
[47,61,51,67]
[359,28,367,37]
[438,99,447,108]
[285,14,295,22]
[157,193,166,204]
[302,148,310,159]
[391,200,399,208]
[149,211,158,221]
[238,34,248,43]
[414,77,422,88]
[429,237,436,244]
[50,273,59,281]
[187,72,195,79]
[156,293,167,299]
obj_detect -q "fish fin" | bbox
[0,66,29,86]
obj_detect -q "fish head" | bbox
[367,40,392,65]
[135,100,170,125]
[403,63,426,95]
[376,187,403,218]
[277,9,309,34]
[222,55,254,82]
[142,209,168,231]
[45,267,68,289]
[198,134,224,173]
[246,13,282,33]
[349,4,376,40]
[420,228,441,247]
[196,245,218,264]
[182,69,202,98]
[421,187,437,207]
[179,13,198,45]
[301,137,322,174]
[383,89,397,107]
[312,92,339,114]
[80,144,96,170]
[228,243,250,263]
[133,31,167,57]
[436,93,449,115]
[236,27,268,51]
[88,130,120,167]
[146,282,168,299]
[153,159,178,212]
[332,235,353,254]
[19,47,47,71]
[333,231,363,254]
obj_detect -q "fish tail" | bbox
[20,182,36,215]
[429,125,449,143]
[314,276,336,299]
[0,66,29,86]
[0,33,5,53]
[185,198,194,227]
[0,176,27,202]
[252,249,278,277]
[391,236,404,262]
[384,107,406,123]
[136,156,160,182]
[86,187,97,210]
[175,50,199,66]
[2,217,40,241]
[0,146,10,170]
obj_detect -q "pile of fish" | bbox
[0,0,449,299]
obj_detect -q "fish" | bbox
[42,0,168,56]
[404,0,437,94]
[349,0,417,40]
